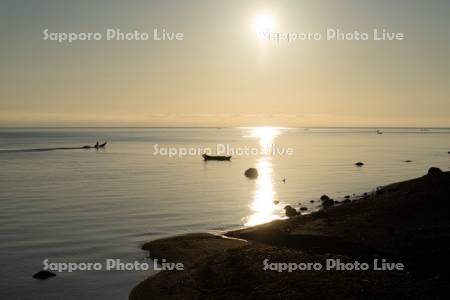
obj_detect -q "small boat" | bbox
[95,142,107,149]
[202,154,231,161]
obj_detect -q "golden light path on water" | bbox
[244,127,281,226]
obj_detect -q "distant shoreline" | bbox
[1,126,450,129]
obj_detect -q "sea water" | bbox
[0,127,449,299]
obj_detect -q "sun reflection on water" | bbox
[244,127,282,226]
[246,127,281,154]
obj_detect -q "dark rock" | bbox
[322,198,335,208]
[33,270,56,280]
[300,207,308,211]
[244,168,258,179]
[320,195,330,201]
[427,167,442,176]
[344,195,350,199]
[376,188,386,195]
[342,199,351,204]
[386,226,395,235]
[404,160,412,163]
[355,162,364,167]
[273,200,280,205]
[284,205,298,217]
[310,200,315,203]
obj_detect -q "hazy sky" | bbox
[1,0,449,127]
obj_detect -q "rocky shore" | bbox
[130,170,450,299]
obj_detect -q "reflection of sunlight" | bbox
[245,157,279,226]
[243,127,283,226]
[247,127,280,154]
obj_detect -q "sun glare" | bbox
[243,127,282,227]
[248,127,280,153]
[244,157,279,226]
[253,13,276,36]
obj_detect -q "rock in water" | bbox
[284,205,298,217]
[320,195,330,201]
[300,207,308,211]
[322,198,335,208]
[355,162,364,167]
[244,168,258,179]
[427,167,442,176]
[33,270,56,280]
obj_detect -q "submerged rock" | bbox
[310,200,315,203]
[355,162,364,167]
[33,270,56,280]
[300,207,308,211]
[273,200,280,205]
[244,168,258,179]
[404,160,413,163]
[284,205,298,217]
[427,167,442,176]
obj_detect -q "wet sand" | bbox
[130,170,450,299]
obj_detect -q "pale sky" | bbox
[1,0,449,127]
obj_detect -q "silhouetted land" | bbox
[130,171,450,299]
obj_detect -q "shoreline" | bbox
[130,169,450,299]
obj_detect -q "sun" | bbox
[253,13,276,36]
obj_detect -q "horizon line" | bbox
[1,126,450,130]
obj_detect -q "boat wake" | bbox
[0,144,106,153]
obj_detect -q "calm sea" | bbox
[0,127,449,299]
